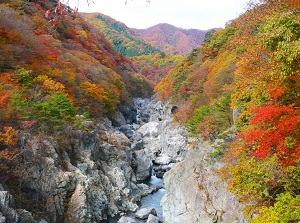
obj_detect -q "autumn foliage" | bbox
[0,0,153,183]
[153,0,300,221]
[245,105,300,165]
[0,0,152,126]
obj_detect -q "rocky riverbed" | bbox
[0,97,246,223]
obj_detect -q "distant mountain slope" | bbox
[81,13,161,57]
[133,23,211,56]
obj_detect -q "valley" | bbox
[0,0,299,223]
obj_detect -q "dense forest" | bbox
[155,0,300,221]
[0,0,299,222]
[0,0,152,186]
[81,13,161,57]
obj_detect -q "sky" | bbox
[66,0,249,30]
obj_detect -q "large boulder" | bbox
[146,214,159,223]
[137,122,159,138]
[154,156,171,165]
[118,216,139,223]
[111,111,127,127]
[135,208,157,220]
[137,184,158,196]
[133,149,153,181]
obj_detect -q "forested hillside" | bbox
[0,0,299,222]
[81,13,161,57]
[0,0,152,175]
[132,53,184,84]
[134,23,210,55]
[155,0,300,221]
[81,13,185,84]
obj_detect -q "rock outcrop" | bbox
[161,140,247,223]
[0,184,42,223]
[0,185,20,223]
[0,97,246,223]
[16,122,142,223]
[131,99,190,179]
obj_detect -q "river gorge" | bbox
[0,97,246,223]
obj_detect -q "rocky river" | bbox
[0,97,246,223]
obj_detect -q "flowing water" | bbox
[101,99,165,223]
[138,175,164,220]
[101,175,164,223]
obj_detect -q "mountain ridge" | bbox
[133,23,217,55]
[81,12,215,56]
[81,12,161,57]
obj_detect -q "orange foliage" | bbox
[0,126,18,148]
[0,91,10,107]
[0,73,18,107]
[80,81,107,102]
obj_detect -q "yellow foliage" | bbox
[80,81,107,102]
[0,126,18,147]
[35,75,65,94]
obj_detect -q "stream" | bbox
[138,175,165,220]
[101,175,164,223]
[101,98,166,223]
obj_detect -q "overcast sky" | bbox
[66,0,249,30]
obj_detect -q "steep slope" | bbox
[155,1,300,222]
[0,1,154,221]
[0,0,153,125]
[132,53,184,85]
[134,23,210,55]
[81,13,161,57]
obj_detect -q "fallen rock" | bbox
[135,208,157,220]
[137,122,159,138]
[154,156,172,165]
[137,184,158,196]
[118,216,139,223]
[133,149,153,181]
[146,214,159,223]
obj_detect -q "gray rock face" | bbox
[161,141,246,223]
[0,190,19,223]
[0,184,40,223]
[2,97,246,223]
[135,208,157,220]
[0,214,5,223]
[131,99,190,179]
[118,125,135,138]
[13,117,143,223]
[233,108,240,125]
[133,149,153,181]
[112,111,127,127]
[16,210,37,223]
